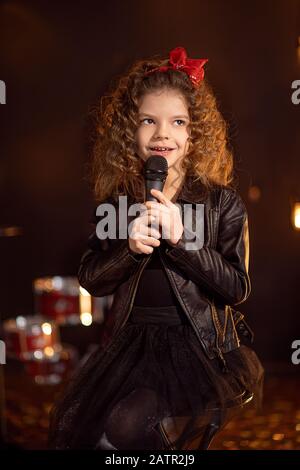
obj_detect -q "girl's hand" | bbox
[144,189,184,246]
[128,209,161,255]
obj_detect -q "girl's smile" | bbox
[148,148,175,157]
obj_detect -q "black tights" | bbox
[98,387,168,450]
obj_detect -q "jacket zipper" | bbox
[209,208,215,248]
[211,301,223,341]
[162,245,227,369]
[208,199,228,371]
[210,301,228,372]
[158,246,210,355]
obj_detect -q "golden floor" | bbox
[3,364,300,450]
[210,375,300,450]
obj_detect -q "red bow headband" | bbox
[145,46,208,87]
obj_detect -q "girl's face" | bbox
[135,88,190,169]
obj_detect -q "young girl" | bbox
[49,46,264,450]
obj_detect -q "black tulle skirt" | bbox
[49,305,264,450]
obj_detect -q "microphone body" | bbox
[145,178,165,201]
[144,156,168,202]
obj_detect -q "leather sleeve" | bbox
[164,188,251,306]
[78,203,145,297]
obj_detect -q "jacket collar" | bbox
[116,175,211,206]
[176,174,209,204]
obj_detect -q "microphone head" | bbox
[144,155,168,181]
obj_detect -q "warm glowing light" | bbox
[272,433,284,441]
[32,325,41,336]
[292,202,300,230]
[248,185,261,203]
[16,316,26,328]
[42,322,52,335]
[53,276,63,290]
[79,286,92,323]
[44,346,54,357]
[79,286,90,296]
[80,312,93,326]
[0,226,23,237]
[33,350,43,360]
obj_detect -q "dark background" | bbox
[1,0,299,367]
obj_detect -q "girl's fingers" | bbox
[147,208,171,227]
[135,214,159,233]
[136,235,160,247]
[136,224,161,239]
[148,227,161,239]
[137,212,158,225]
[145,202,169,214]
[142,245,153,254]
[150,189,173,207]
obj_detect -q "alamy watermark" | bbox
[95,197,204,250]
[0,80,6,104]
[291,80,300,105]
[0,340,5,364]
[291,340,300,365]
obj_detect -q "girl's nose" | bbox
[154,124,170,140]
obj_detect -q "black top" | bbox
[133,240,185,310]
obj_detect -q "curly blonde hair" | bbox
[87,51,236,204]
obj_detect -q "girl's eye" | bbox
[140,118,154,124]
[140,118,186,126]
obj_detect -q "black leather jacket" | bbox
[78,176,252,367]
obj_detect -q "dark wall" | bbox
[1,0,299,363]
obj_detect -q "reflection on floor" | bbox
[210,376,300,450]
[3,366,300,450]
